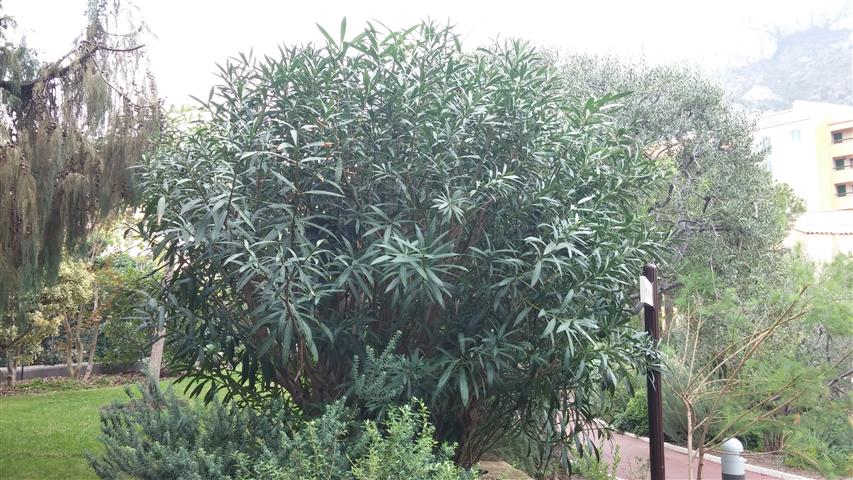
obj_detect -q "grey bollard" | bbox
[720,438,746,480]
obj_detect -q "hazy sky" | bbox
[5,0,852,105]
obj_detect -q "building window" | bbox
[832,131,844,143]
[837,184,848,197]
[759,136,772,154]
[835,158,847,170]
[790,130,801,142]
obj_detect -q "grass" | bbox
[0,379,183,480]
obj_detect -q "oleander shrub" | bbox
[139,20,665,467]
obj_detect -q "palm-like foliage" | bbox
[139,21,666,466]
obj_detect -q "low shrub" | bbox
[612,389,649,437]
[571,446,620,480]
[490,421,621,480]
[490,428,562,479]
[783,428,850,479]
[89,380,477,480]
[782,406,853,479]
[98,317,150,371]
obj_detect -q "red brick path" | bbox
[599,433,788,480]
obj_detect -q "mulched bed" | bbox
[744,452,825,479]
[0,373,149,397]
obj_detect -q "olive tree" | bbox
[140,22,666,466]
[557,56,801,334]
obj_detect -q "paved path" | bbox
[10,362,102,380]
[600,432,786,480]
[5,362,142,381]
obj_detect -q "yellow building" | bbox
[828,118,853,210]
[758,101,853,261]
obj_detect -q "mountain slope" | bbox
[719,26,852,112]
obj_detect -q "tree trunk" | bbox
[74,314,86,378]
[684,397,694,480]
[83,292,101,381]
[695,422,710,480]
[6,355,17,387]
[148,264,173,380]
[63,316,77,377]
[691,405,719,480]
[663,293,675,335]
[82,322,101,380]
[148,326,165,379]
[453,404,483,469]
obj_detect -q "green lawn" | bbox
[0,381,183,480]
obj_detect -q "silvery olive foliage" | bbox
[139,21,666,466]
[558,55,800,294]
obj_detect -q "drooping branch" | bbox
[648,183,674,213]
[827,366,853,388]
[0,42,145,101]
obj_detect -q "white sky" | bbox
[5,0,853,105]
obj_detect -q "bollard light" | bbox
[720,438,746,480]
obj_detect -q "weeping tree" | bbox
[0,0,161,315]
[140,22,667,467]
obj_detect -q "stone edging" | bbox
[618,431,814,480]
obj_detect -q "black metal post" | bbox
[644,263,665,480]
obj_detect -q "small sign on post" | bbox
[643,264,665,480]
[639,275,654,306]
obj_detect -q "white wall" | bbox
[759,116,820,209]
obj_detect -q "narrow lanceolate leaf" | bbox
[459,372,470,407]
[436,362,456,395]
[156,197,166,225]
[541,317,557,338]
[530,261,543,287]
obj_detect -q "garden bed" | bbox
[1,373,149,397]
